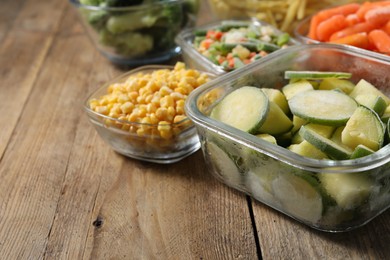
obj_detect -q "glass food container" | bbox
[185,43,390,232]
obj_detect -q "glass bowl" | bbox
[185,44,390,232]
[69,0,199,66]
[84,64,212,164]
[175,19,299,75]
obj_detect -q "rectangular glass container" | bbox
[185,44,390,232]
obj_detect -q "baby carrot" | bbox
[308,3,360,40]
[382,20,390,34]
[356,1,390,20]
[329,22,376,41]
[316,15,348,42]
[329,32,370,49]
[346,13,362,26]
[368,29,390,53]
[308,15,322,40]
[365,6,390,27]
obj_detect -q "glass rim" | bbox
[69,0,182,11]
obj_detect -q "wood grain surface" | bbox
[0,0,389,259]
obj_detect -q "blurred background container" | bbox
[206,0,369,33]
[70,0,200,66]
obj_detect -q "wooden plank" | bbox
[252,199,390,259]
[88,151,258,259]
[0,0,66,158]
[0,2,100,259]
[0,0,26,43]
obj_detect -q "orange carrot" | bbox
[316,15,348,42]
[329,22,376,41]
[308,15,322,40]
[329,32,370,49]
[356,1,390,20]
[317,3,361,18]
[365,6,390,27]
[308,3,360,40]
[382,20,390,34]
[368,29,390,53]
[346,13,362,26]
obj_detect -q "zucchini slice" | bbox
[206,142,242,187]
[341,106,385,151]
[210,86,269,134]
[288,90,358,126]
[271,173,323,223]
[299,126,353,160]
[285,71,352,80]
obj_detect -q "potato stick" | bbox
[297,0,307,20]
[281,0,301,31]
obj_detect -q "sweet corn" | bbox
[89,62,211,143]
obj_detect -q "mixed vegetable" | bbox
[78,0,199,57]
[307,1,390,55]
[193,21,292,71]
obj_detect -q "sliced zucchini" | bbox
[318,78,355,94]
[341,106,385,151]
[288,90,358,126]
[255,133,277,144]
[350,144,375,159]
[349,79,390,105]
[282,80,313,100]
[304,123,335,138]
[206,142,242,187]
[299,125,353,160]
[382,104,390,123]
[210,86,269,134]
[285,71,352,80]
[271,172,323,223]
[261,88,290,114]
[291,115,307,135]
[288,140,329,159]
[318,172,374,210]
[259,102,293,135]
[354,94,387,116]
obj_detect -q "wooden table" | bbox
[1,0,389,259]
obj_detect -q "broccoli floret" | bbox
[99,29,153,57]
[106,11,159,34]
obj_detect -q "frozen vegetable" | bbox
[88,62,210,142]
[307,1,390,55]
[193,21,292,71]
[78,0,199,57]
[205,70,390,229]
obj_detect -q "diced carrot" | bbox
[200,39,213,49]
[316,15,348,42]
[365,6,390,27]
[330,22,376,41]
[329,32,370,49]
[228,58,235,68]
[368,29,390,53]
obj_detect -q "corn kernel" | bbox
[120,102,134,114]
[160,95,174,108]
[173,115,187,124]
[96,106,108,115]
[155,107,168,120]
